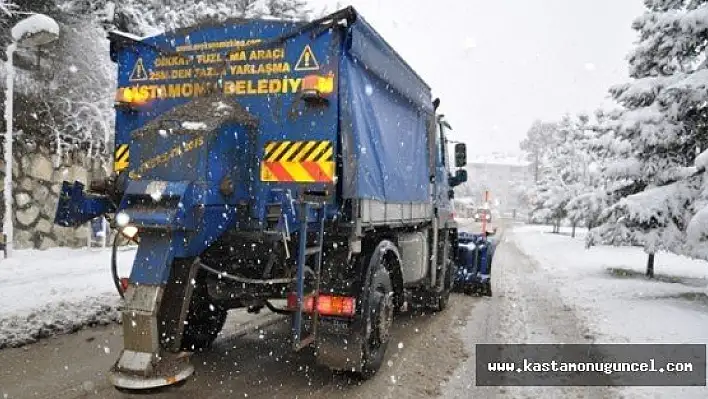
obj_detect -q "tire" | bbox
[180,280,227,351]
[356,256,395,379]
[431,235,454,312]
[483,282,493,297]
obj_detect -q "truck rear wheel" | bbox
[356,256,395,379]
[180,278,227,351]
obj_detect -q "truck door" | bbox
[434,117,453,221]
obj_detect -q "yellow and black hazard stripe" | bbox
[261,140,335,183]
[114,144,129,172]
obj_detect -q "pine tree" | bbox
[590,0,708,274]
[265,0,310,20]
[0,0,17,17]
[520,120,558,184]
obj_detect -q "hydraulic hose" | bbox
[198,261,299,285]
[264,300,294,315]
[111,232,124,299]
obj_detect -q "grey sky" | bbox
[308,0,645,157]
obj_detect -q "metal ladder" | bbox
[292,194,327,351]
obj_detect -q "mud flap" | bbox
[316,327,364,372]
[110,232,200,389]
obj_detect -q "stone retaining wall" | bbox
[0,143,110,250]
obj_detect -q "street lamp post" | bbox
[4,13,60,257]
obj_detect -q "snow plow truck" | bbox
[53,6,469,389]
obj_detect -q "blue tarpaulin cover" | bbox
[340,13,434,203]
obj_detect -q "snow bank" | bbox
[510,226,708,398]
[511,225,708,342]
[0,295,121,349]
[11,14,60,44]
[0,246,135,348]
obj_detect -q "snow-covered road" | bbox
[505,225,708,398]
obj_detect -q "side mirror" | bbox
[449,169,467,187]
[454,143,467,167]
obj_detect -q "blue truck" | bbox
[54,7,468,389]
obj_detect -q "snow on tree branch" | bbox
[0,0,17,17]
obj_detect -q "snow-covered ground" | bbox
[0,246,135,348]
[510,224,708,398]
[511,224,708,343]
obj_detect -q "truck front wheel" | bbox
[430,235,454,312]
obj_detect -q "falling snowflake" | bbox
[159,129,168,137]
[103,347,110,354]
[397,342,404,349]
[69,65,78,73]
[365,84,373,96]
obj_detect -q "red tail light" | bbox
[317,295,356,316]
[287,292,315,312]
[120,278,129,292]
[287,293,356,317]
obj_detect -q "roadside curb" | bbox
[230,311,287,338]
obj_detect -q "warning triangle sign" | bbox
[129,58,148,81]
[294,45,320,71]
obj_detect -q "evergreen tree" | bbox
[589,0,708,274]
[265,0,310,20]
